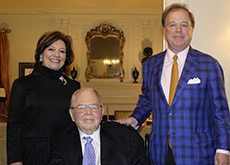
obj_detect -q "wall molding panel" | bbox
[51,9,163,83]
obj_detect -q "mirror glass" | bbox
[85,24,125,82]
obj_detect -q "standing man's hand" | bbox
[214,153,229,165]
[118,117,138,128]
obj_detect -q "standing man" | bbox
[48,88,148,165]
[119,3,230,165]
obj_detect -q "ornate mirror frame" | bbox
[85,24,125,82]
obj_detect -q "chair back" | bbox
[114,110,133,120]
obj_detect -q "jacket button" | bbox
[169,112,173,116]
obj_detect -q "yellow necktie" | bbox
[168,55,178,149]
[169,55,178,107]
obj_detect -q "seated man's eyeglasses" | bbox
[165,22,192,29]
[70,104,102,113]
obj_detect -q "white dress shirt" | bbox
[79,126,101,165]
[161,46,188,103]
[161,46,229,156]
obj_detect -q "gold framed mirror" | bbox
[85,24,125,82]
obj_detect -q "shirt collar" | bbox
[166,46,189,64]
[79,126,101,145]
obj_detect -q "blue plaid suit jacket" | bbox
[131,47,230,165]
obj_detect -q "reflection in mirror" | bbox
[85,24,125,82]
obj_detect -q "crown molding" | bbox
[0,8,162,19]
[0,9,50,18]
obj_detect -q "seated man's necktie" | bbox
[83,137,96,165]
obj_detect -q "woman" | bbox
[7,31,81,165]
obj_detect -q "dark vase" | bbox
[132,67,139,83]
[71,67,77,80]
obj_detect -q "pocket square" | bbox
[187,77,201,84]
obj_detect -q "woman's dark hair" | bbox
[34,30,74,71]
[161,3,195,28]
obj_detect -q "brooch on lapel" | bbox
[59,76,67,85]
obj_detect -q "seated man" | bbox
[48,88,148,165]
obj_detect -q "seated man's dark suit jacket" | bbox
[48,121,148,165]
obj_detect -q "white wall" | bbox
[0,16,56,85]
[52,14,163,82]
[188,0,230,105]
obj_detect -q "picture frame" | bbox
[19,62,35,77]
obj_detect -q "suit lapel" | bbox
[65,128,83,165]
[150,51,169,107]
[172,47,198,106]
[100,125,115,165]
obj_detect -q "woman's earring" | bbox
[40,58,42,62]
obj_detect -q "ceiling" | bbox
[0,0,163,10]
